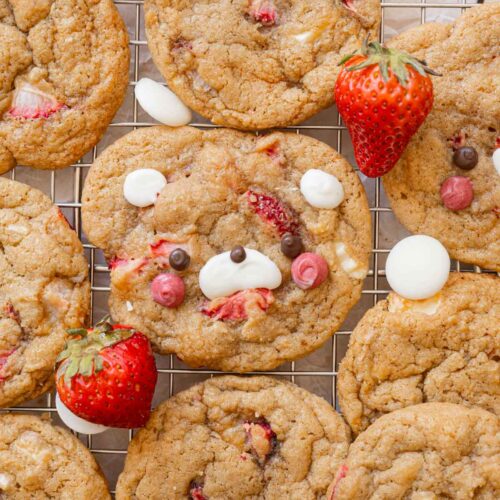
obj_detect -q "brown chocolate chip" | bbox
[453,146,478,170]
[280,233,303,259]
[230,246,246,263]
[169,248,190,271]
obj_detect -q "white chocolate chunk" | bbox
[335,242,367,280]
[0,472,13,490]
[123,169,167,208]
[199,248,282,300]
[126,300,134,311]
[493,148,500,175]
[388,293,442,315]
[134,78,192,126]
[56,394,109,435]
[300,169,344,209]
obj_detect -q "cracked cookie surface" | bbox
[0,0,129,172]
[81,126,371,372]
[338,273,500,435]
[116,375,351,500]
[0,178,89,407]
[0,413,110,498]
[383,4,500,271]
[144,0,380,129]
[328,403,499,500]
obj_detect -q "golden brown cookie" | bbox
[0,178,89,408]
[338,272,499,435]
[0,0,129,172]
[383,4,500,271]
[328,403,499,500]
[144,0,380,129]
[81,126,371,372]
[0,413,110,498]
[116,376,351,500]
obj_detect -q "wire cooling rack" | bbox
[5,0,492,494]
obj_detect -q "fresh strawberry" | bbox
[56,319,157,428]
[9,82,64,119]
[244,419,277,465]
[246,190,299,236]
[249,0,277,26]
[335,41,437,177]
[189,483,207,500]
[329,464,348,499]
[201,288,274,321]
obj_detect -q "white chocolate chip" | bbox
[56,394,109,435]
[123,169,167,208]
[335,242,367,280]
[300,169,344,209]
[291,20,330,43]
[0,472,13,490]
[388,293,442,315]
[199,248,282,300]
[126,300,134,311]
[6,223,29,235]
[134,78,192,127]
[493,148,500,175]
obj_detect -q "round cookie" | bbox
[0,413,110,498]
[0,0,129,173]
[116,375,351,500]
[81,126,371,372]
[338,272,499,435]
[0,178,89,407]
[327,403,499,500]
[383,4,500,271]
[144,0,380,130]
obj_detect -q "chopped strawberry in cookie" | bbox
[201,288,274,321]
[246,190,299,236]
[109,256,148,290]
[0,350,16,383]
[189,482,206,500]
[249,0,277,26]
[149,239,190,269]
[244,419,277,465]
[329,464,348,499]
[9,82,64,119]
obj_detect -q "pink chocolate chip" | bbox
[151,273,185,308]
[291,252,329,290]
[440,176,474,211]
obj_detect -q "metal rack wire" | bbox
[6,0,491,494]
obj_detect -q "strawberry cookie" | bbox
[81,126,371,371]
[0,414,110,498]
[0,178,89,407]
[0,0,129,173]
[338,272,499,435]
[144,0,380,129]
[116,376,351,499]
[383,4,500,270]
[328,403,499,499]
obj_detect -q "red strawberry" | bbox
[0,349,16,383]
[246,190,299,236]
[149,239,190,267]
[56,319,157,428]
[335,41,437,177]
[9,82,64,119]
[249,0,277,26]
[189,483,207,500]
[244,419,277,465]
[201,288,274,321]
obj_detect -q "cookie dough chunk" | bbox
[0,0,129,172]
[0,178,89,407]
[0,414,110,498]
[383,4,500,271]
[338,273,499,435]
[328,403,499,500]
[116,376,351,500]
[144,0,380,130]
[82,126,371,372]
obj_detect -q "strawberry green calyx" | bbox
[340,40,440,86]
[57,319,134,387]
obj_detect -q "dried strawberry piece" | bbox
[149,239,189,267]
[9,82,64,119]
[329,464,348,500]
[249,0,277,26]
[201,288,274,321]
[246,190,299,237]
[447,130,467,151]
[189,482,207,500]
[244,418,277,465]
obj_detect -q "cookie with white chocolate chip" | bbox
[383,4,500,271]
[0,178,89,408]
[0,0,129,173]
[338,272,500,435]
[144,0,381,130]
[116,375,351,500]
[0,414,110,498]
[81,126,371,372]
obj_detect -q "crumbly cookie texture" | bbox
[0,178,89,407]
[383,4,500,271]
[328,403,500,500]
[116,376,351,500]
[338,273,499,435]
[0,414,110,498]
[0,0,129,172]
[81,126,371,372]
[144,0,380,130]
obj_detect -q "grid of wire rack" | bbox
[5,0,493,495]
